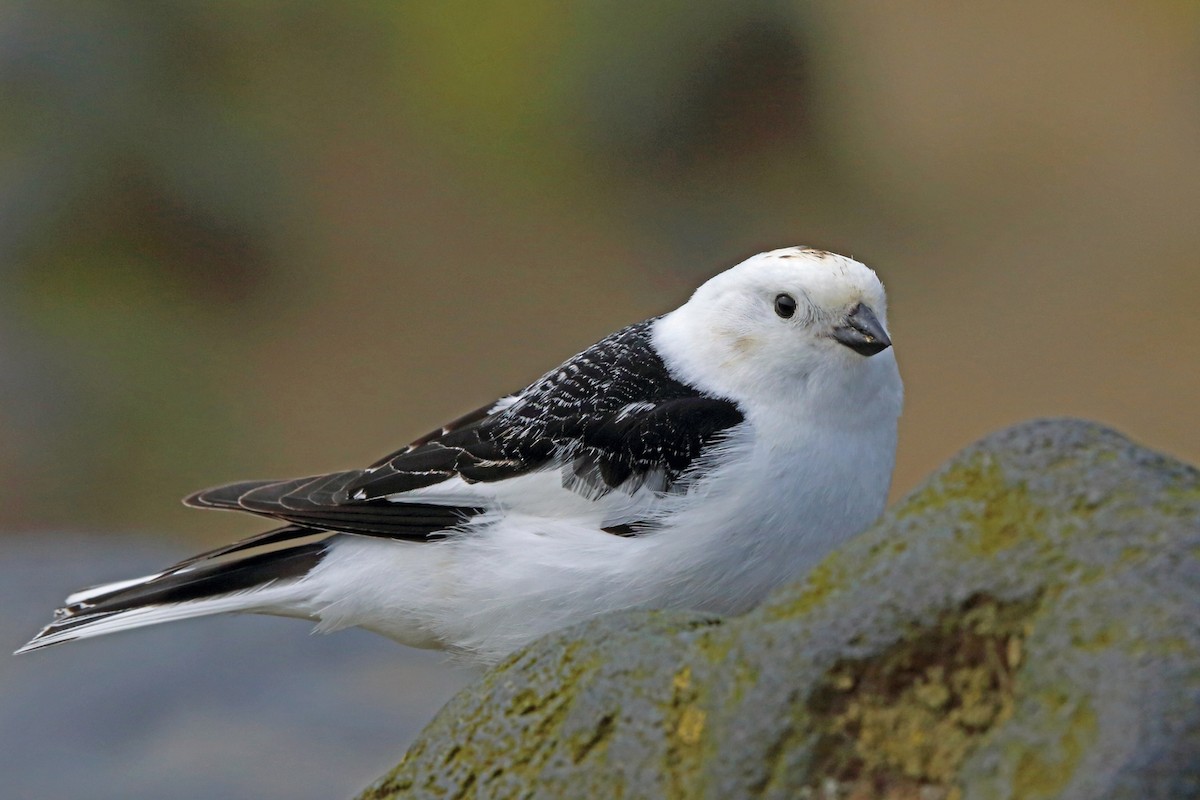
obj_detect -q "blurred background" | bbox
[2,2,1198,798]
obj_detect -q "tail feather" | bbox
[16,543,327,654]
[65,570,170,606]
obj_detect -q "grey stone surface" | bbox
[360,419,1200,800]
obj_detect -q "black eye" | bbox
[774,293,797,319]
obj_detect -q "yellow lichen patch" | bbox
[693,625,735,666]
[891,454,1053,567]
[1070,619,1123,652]
[804,594,1040,799]
[676,706,706,746]
[966,475,1046,557]
[663,663,708,799]
[763,551,849,621]
[769,458,1048,628]
[370,638,611,797]
[890,456,999,521]
[1162,482,1200,517]
[1006,636,1023,670]
[672,665,692,694]
[1012,701,1098,799]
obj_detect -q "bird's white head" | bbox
[653,247,903,424]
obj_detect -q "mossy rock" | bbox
[358,420,1200,800]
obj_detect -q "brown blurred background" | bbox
[3,2,1198,543]
[3,4,1199,798]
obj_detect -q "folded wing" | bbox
[186,318,745,540]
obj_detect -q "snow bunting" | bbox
[18,247,903,663]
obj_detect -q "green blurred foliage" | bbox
[2,1,1198,541]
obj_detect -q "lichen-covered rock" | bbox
[358,420,1200,800]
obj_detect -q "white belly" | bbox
[301,417,896,664]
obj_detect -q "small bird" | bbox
[18,247,902,664]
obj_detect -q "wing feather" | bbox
[184,318,744,541]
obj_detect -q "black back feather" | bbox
[185,319,744,541]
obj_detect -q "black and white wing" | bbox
[185,319,745,541]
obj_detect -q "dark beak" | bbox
[831,303,892,357]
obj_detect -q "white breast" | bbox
[305,379,898,664]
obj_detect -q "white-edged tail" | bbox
[15,543,326,654]
[64,571,169,606]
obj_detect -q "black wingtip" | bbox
[183,479,280,510]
